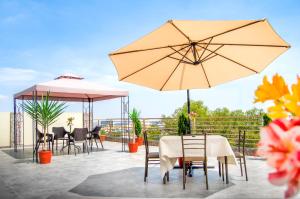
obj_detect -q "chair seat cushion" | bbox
[148,152,159,158]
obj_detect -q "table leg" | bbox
[225,156,229,184]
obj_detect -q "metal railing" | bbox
[94,116,262,152]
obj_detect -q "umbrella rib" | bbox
[168,20,191,42]
[120,45,190,81]
[168,56,194,65]
[200,45,224,63]
[196,44,258,73]
[201,54,218,63]
[200,62,211,88]
[160,46,192,91]
[197,42,290,48]
[196,19,265,44]
[179,64,186,89]
[198,37,213,62]
[169,46,194,63]
[109,43,188,56]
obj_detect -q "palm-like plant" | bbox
[22,92,67,150]
[129,108,142,143]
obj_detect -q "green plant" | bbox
[129,108,142,142]
[178,112,190,135]
[22,92,67,150]
[100,130,106,135]
[263,114,272,126]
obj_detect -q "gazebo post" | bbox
[33,90,38,163]
[22,96,25,151]
[127,96,130,148]
[13,98,17,152]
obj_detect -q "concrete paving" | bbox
[0,141,287,199]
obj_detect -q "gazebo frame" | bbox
[13,75,129,163]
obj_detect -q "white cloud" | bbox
[0,95,8,100]
[0,67,38,82]
[0,67,53,83]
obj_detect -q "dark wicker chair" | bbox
[52,127,68,151]
[35,129,53,152]
[88,126,104,151]
[144,131,168,183]
[70,128,90,155]
[181,133,208,190]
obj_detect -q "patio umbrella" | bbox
[109,19,290,119]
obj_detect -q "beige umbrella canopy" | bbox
[109,19,290,91]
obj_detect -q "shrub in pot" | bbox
[22,92,67,164]
[177,112,190,167]
[128,108,142,152]
[99,130,107,141]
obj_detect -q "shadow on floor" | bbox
[68,167,234,198]
[1,147,107,160]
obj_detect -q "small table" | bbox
[159,135,237,184]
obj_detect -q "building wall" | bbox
[0,112,83,148]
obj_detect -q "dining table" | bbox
[159,135,237,184]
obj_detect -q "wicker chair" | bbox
[70,128,90,155]
[52,127,68,151]
[35,129,53,152]
[88,126,104,151]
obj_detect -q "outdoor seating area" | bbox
[1,1,299,199]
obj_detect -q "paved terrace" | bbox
[0,141,285,199]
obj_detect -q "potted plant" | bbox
[177,112,190,168]
[128,108,141,152]
[99,130,107,141]
[22,92,67,164]
[67,117,75,133]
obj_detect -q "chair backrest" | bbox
[238,130,246,155]
[72,128,89,141]
[181,132,207,161]
[52,127,67,139]
[91,126,101,133]
[37,129,44,140]
[143,130,149,155]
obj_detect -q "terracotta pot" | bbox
[178,157,190,168]
[135,137,144,146]
[100,135,106,141]
[39,150,52,164]
[128,142,138,153]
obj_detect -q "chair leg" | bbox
[144,157,148,182]
[243,156,248,181]
[218,161,221,177]
[183,160,186,190]
[167,171,169,182]
[94,138,99,149]
[205,158,209,190]
[56,140,58,151]
[221,163,224,182]
[99,137,104,149]
[239,157,243,176]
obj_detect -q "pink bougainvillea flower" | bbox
[258,119,300,198]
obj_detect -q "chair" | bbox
[144,131,168,182]
[219,130,248,182]
[70,128,90,155]
[35,129,53,152]
[52,127,68,151]
[88,126,104,151]
[181,133,208,190]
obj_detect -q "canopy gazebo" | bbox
[13,74,129,162]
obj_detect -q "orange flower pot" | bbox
[100,135,106,141]
[39,150,52,164]
[128,142,138,153]
[135,137,144,146]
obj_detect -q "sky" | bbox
[0,0,299,118]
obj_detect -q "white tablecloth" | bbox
[159,135,237,177]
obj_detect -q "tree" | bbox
[172,100,209,118]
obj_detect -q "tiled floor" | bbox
[0,141,286,199]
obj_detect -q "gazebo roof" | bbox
[14,74,128,102]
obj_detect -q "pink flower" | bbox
[258,118,300,198]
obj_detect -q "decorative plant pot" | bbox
[128,142,138,153]
[135,137,144,146]
[178,157,183,168]
[39,150,52,164]
[100,135,106,142]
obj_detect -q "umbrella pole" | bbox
[186,90,191,134]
